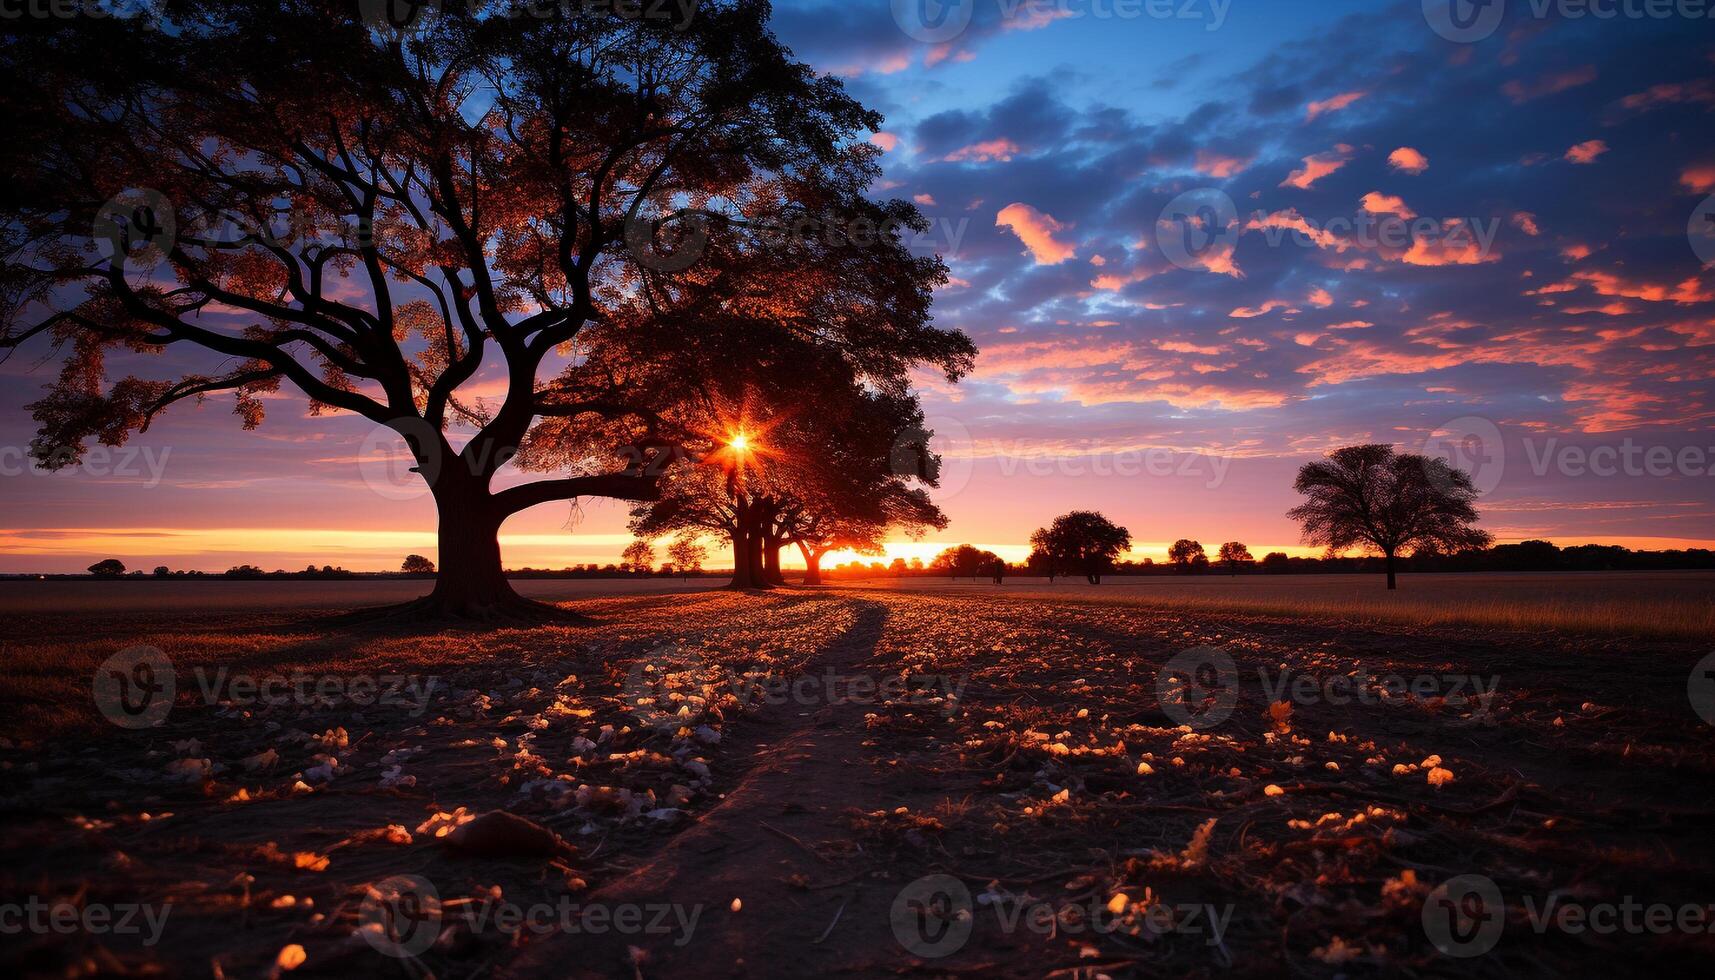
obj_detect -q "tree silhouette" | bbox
[1029,512,1131,584]
[88,559,126,578]
[666,537,707,580]
[1261,551,1291,574]
[401,554,435,575]
[0,2,969,617]
[628,375,950,589]
[931,544,1000,580]
[621,540,656,575]
[1168,539,1206,574]
[1287,444,1492,589]
[1217,541,1253,575]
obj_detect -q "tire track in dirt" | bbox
[505,594,978,979]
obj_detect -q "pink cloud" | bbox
[944,138,1021,163]
[914,193,937,206]
[996,203,1076,265]
[1305,90,1366,121]
[1307,286,1334,308]
[1360,191,1415,218]
[1387,146,1429,174]
[1680,164,1715,193]
[1502,65,1597,104]
[1247,209,1349,251]
[1401,229,1498,266]
[1156,340,1226,355]
[1616,79,1715,112]
[1565,140,1608,164]
[1229,299,1299,318]
[869,131,899,152]
[1194,149,1252,178]
[1512,212,1541,236]
[1572,270,1713,304]
[1281,146,1353,189]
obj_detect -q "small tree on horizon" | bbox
[667,537,707,581]
[931,544,999,580]
[1168,539,1206,574]
[1217,542,1253,575]
[401,555,436,575]
[622,540,657,576]
[1029,511,1132,585]
[1287,444,1492,590]
[88,558,126,578]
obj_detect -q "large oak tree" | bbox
[0,1,971,615]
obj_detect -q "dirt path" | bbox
[506,598,975,978]
[5,587,1713,978]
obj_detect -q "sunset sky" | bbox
[3,0,1713,573]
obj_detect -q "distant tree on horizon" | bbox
[88,559,126,578]
[1261,551,1292,574]
[401,555,436,575]
[931,544,1000,580]
[1168,539,1206,574]
[1218,541,1254,575]
[1288,444,1492,590]
[622,540,658,576]
[667,537,707,580]
[1029,511,1132,585]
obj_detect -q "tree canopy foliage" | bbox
[0,0,972,613]
[1288,444,1491,589]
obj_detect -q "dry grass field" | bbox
[1,578,1712,978]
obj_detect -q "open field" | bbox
[855,571,1715,640]
[2,583,1713,977]
[5,570,1710,637]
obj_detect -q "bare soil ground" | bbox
[2,584,1713,978]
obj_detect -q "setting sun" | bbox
[729,433,750,452]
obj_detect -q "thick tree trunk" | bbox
[1385,551,1398,590]
[800,544,823,585]
[763,535,786,586]
[726,502,771,590]
[393,478,558,620]
[728,524,757,589]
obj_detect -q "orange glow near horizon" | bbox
[3,527,1714,575]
